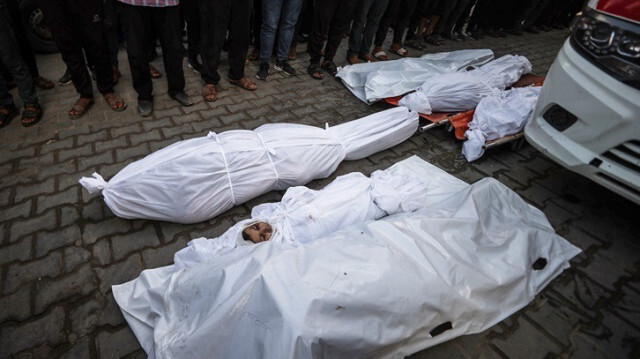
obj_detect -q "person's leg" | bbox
[75,0,116,96]
[0,6,37,107]
[103,0,120,69]
[374,1,399,48]
[392,0,419,45]
[228,0,253,81]
[199,0,230,86]
[348,0,374,58]
[323,0,358,63]
[442,0,470,36]
[359,0,389,56]
[275,0,303,63]
[454,0,475,33]
[6,0,40,78]
[523,0,551,29]
[432,0,458,36]
[38,0,93,98]
[307,0,333,65]
[121,3,153,101]
[153,6,186,98]
[260,0,284,64]
[182,0,201,66]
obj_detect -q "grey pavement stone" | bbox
[141,117,172,132]
[59,143,93,163]
[129,128,163,146]
[77,129,109,147]
[161,123,196,139]
[36,186,78,214]
[552,270,612,314]
[492,316,563,358]
[82,217,132,245]
[76,150,115,172]
[94,136,128,153]
[0,199,32,222]
[0,306,66,357]
[9,210,57,243]
[95,326,141,359]
[39,137,74,154]
[35,226,81,258]
[111,226,161,261]
[0,236,32,265]
[579,309,640,358]
[34,263,97,314]
[115,142,150,163]
[0,285,31,322]
[141,237,188,269]
[63,246,92,273]
[14,177,55,203]
[37,161,76,184]
[92,238,112,266]
[153,106,182,120]
[524,294,589,348]
[60,206,81,227]
[111,123,142,139]
[59,336,91,359]
[93,254,143,294]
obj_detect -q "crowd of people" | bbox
[0,0,583,127]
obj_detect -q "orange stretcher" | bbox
[385,74,545,150]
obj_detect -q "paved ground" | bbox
[1,28,639,359]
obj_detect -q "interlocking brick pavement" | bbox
[0,27,639,359]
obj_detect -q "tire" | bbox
[18,0,58,54]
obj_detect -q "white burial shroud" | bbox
[112,156,581,359]
[398,55,533,114]
[463,86,542,162]
[336,49,494,103]
[79,107,418,223]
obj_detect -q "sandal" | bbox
[248,48,260,61]
[389,45,409,57]
[33,76,54,90]
[103,92,127,112]
[0,105,19,128]
[424,35,445,46]
[21,103,43,127]
[228,77,257,91]
[288,48,297,61]
[358,53,377,63]
[203,84,218,102]
[321,61,338,77]
[149,64,162,79]
[372,47,389,61]
[69,97,94,120]
[307,64,324,80]
[405,39,425,50]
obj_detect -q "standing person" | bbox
[118,0,192,117]
[199,0,256,102]
[256,0,304,80]
[38,0,126,119]
[347,0,390,64]
[371,0,419,61]
[0,0,55,90]
[306,0,358,79]
[181,0,202,73]
[0,0,42,128]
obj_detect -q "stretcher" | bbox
[386,74,545,152]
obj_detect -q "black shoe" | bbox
[137,100,153,117]
[170,91,193,106]
[58,70,72,86]
[188,59,202,74]
[321,61,338,77]
[256,62,269,81]
[524,25,541,34]
[274,59,296,76]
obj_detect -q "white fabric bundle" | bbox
[79,107,418,223]
[398,55,533,114]
[112,157,580,359]
[336,49,494,103]
[173,163,430,270]
[463,86,541,161]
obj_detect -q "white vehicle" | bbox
[525,0,640,205]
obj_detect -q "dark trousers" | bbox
[199,0,252,84]
[38,0,114,98]
[348,0,390,56]
[406,0,437,40]
[120,3,185,101]
[103,0,119,68]
[307,0,358,64]
[0,0,40,79]
[438,0,471,35]
[374,0,418,46]
[181,0,201,61]
[0,4,37,107]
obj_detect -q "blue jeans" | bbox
[260,0,303,64]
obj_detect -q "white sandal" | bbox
[390,47,409,57]
[373,50,389,61]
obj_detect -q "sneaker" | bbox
[256,62,269,80]
[274,59,296,76]
[58,69,72,86]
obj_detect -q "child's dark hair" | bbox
[241,229,252,243]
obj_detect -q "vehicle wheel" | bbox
[18,0,58,54]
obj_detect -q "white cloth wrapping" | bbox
[173,165,430,270]
[463,86,541,161]
[79,107,418,223]
[398,55,533,114]
[112,156,581,359]
[336,49,494,103]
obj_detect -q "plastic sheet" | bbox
[463,87,541,161]
[79,107,418,223]
[399,55,533,114]
[112,156,580,359]
[336,49,494,103]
